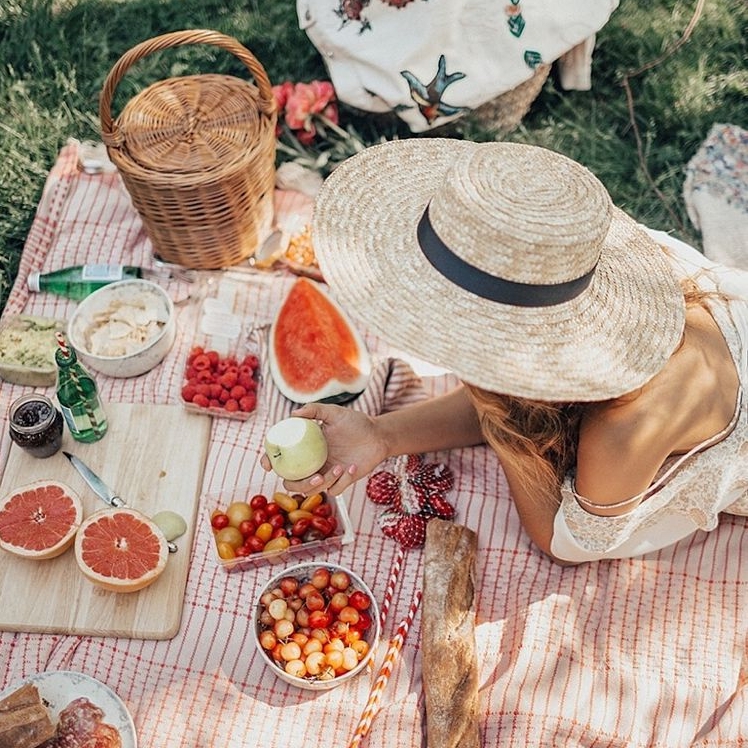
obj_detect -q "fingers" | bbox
[282,463,358,497]
[291,402,338,424]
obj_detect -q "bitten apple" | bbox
[264,417,329,481]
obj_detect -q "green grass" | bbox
[1,0,746,312]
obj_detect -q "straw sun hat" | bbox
[311,139,686,402]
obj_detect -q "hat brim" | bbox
[312,139,686,402]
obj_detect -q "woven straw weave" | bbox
[100,29,277,269]
[469,64,551,133]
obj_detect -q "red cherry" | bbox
[279,577,299,596]
[310,568,330,589]
[352,611,373,633]
[329,570,351,591]
[305,590,326,612]
[348,590,371,611]
[308,610,332,629]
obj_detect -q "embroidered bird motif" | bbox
[401,54,470,124]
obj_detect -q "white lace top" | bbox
[551,239,748,562]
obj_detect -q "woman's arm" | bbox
[495,450,577,565]
[277,386,485,495]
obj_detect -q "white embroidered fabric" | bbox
[296,0,619,132]
[551,232,748,561]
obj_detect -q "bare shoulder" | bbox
[574,399,672,515]
[573,304,740,515]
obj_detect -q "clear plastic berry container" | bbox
[179,281,262,421]
[253,562,380,690]
[205,483,354,572]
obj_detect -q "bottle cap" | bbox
[27,271,41,292]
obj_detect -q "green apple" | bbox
[264,417,328,481]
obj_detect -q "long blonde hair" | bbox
[464,277,715,506]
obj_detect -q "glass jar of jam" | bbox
[8,393,64,458]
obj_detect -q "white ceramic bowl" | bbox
[67,279,176,378]
[254,562,380,691]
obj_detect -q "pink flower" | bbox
[272,81,294,111]
[284,81,338,132]
[320,102,339,127]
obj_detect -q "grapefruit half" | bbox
[74,507,168,593]
[0,480,83,559]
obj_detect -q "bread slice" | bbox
[0,682,56,748]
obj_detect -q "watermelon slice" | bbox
[268,278,371,404]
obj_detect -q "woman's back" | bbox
[575,303,741,515]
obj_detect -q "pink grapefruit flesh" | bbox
[74,507,168,593]
[0,480,83,559]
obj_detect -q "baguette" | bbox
[422,519,481,748]
[0,682,56,748]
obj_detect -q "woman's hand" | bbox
[260,403,389,496]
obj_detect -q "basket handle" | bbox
[100,29,276,147]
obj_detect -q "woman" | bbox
[265,139,748,564]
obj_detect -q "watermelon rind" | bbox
[268,279,372,405]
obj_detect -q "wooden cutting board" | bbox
[0,403,211,640]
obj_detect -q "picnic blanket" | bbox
[0,139,746,747]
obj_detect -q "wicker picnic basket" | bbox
[469,64,551,133]
[99,29,277,269]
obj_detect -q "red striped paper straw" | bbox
[379,547,405,631]
[348,588,423,748]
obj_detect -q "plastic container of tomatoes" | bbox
[205,483,355,572]
[179,283,262,420]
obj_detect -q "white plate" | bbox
[0,670,136,747]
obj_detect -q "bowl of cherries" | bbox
[254,562,380,690]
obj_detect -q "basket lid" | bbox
[113,74,271,175]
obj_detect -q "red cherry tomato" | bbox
[265,502,282,517]
[250,494,268,510]
[291,518,312,537]
[310,516,333,537]
[269,514,285,531]
[211,512,230,530]
[238,519,256,538]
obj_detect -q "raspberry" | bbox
[366,471,400,505]
[422,494,456,520]
[393,514,428,550]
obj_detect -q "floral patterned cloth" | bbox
[296,0,618,132]
[684,123,748,269]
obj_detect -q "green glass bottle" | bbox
[54,335,108,443]
[28,264,143,300]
